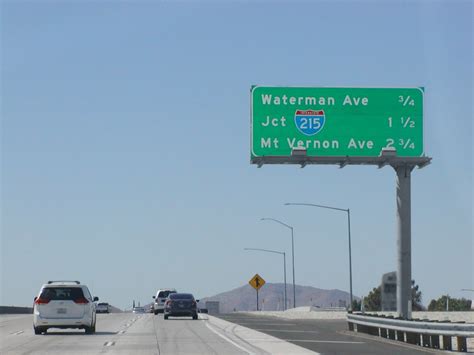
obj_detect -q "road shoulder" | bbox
[206,314,319,355]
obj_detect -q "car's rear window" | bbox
[40,287,84,300]
[158,290,176,298]
[98,303,109,306]
[169,293,193,300]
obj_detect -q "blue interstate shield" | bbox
[294,110,325,136]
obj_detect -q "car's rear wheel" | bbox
[193,314,198,320]
[85,324,96,334]
[164,315,169,320]
[154,310,158,315]
[34,326,44,335]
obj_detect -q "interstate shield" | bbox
[294,110,325,136]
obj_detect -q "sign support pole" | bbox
[283,252,287,311]
[395,164,414,319]
[256,289,259,311]
[249,273,265,308]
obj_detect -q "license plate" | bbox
[178,304,184,308]
[57,308,67,314]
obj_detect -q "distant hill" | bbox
[199,283,354,313]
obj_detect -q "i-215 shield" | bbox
[294,110,325,136]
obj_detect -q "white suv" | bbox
[33,281,98,334]
[152,289,176,315]
[96,302,110,314]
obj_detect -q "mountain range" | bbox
[199,283,353,313]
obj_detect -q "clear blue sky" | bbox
[1,0,472,309]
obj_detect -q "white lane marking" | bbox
[254,329,319,333]
[236,322,297,326]
[205,322,255,355]
[118,330,126,334]
[104,341,115,346]
[285,339,365,344]
[11,330,24,335]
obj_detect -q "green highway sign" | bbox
[251,87,424,161]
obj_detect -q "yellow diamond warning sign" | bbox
[249,274,266,291]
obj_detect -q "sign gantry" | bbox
[251,86,430,168]
[250,86,432,319]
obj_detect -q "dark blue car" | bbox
[164,293,198,320]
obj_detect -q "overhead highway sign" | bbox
[251,86,424,163]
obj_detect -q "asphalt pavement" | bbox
[217,313,440,355]
[0,312,316,354]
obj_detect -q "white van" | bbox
[33,281,98,334]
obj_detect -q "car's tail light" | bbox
[74,297,89,304]
[165,300,173,306]
[191,301,197,307]
[34,298,50,305]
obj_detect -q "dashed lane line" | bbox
[10,330,24,335]
[253,329,319,333]
[285,339,365,344]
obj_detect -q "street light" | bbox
[285,202,353,311]
[244,248,287,310]
[261,218,296,308]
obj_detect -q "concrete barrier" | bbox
[0,306,33,314]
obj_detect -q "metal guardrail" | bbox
[347,313,474,352]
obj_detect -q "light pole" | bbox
[244,248,287,310]
[261,218,296,308]
[285,202,353,311]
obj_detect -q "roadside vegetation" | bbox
[351,281,472,312]
[352,280,423,311]
[427,296,472,311]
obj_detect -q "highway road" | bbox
[0,313,316,354]
[217,313,436,354]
